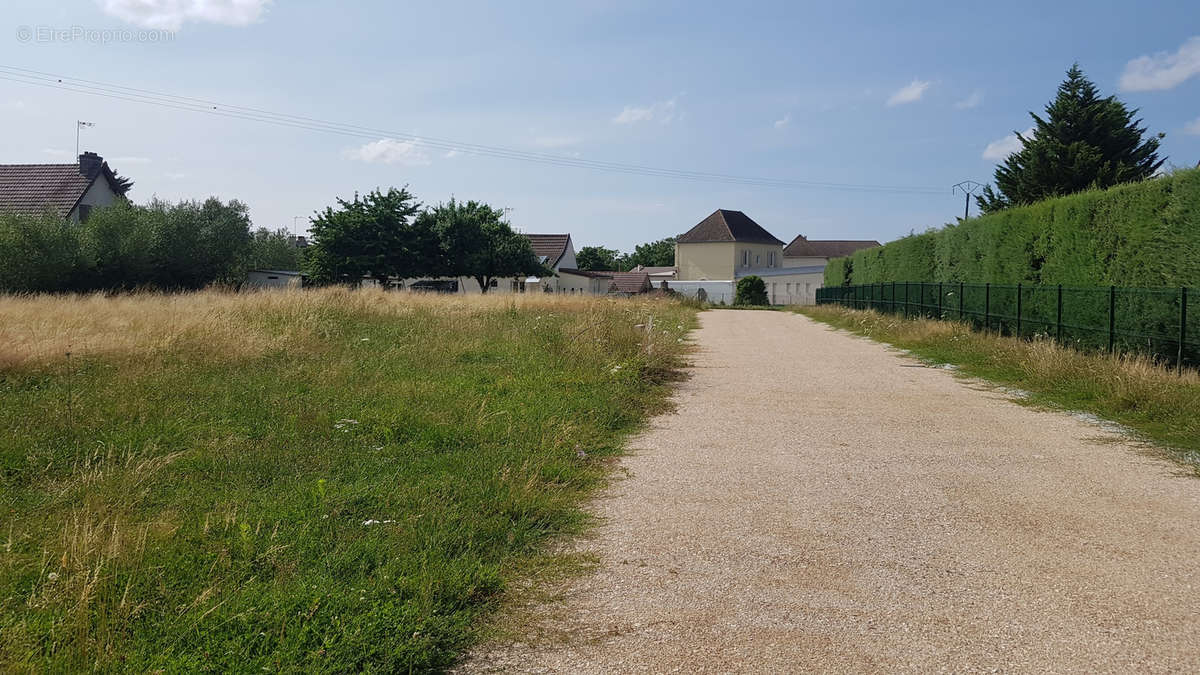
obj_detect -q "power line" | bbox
[0,64,951,195]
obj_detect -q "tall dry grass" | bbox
[800,304,1200,458]
[0,287,679,371]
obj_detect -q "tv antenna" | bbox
[952,180,985,221]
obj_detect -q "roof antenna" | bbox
[75,120,94,157]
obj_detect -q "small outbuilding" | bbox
[246,269,303,289]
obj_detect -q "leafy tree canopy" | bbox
[576,245,625,271]
[305,187,430,286]
[246,228,302,271]
[626,237,676,268]
[420,199,547,293]
[978,64,1164,214]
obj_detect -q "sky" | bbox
[2,0,1199,251]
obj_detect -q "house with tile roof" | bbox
[782,235,881,267]
[671,209,880,305]
[0,152,127,222]
[403,232,625,295]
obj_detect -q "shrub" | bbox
[0,197,252,293]
[734,275,768,305]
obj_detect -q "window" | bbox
[755,254,760,265]
[741,250,749,267]
[769,251,775,267]
[77,204,92,222]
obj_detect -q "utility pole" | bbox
[952,180,985,221]
[75,120,94,156]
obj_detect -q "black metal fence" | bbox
[816,282,1198,372]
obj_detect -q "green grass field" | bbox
[797,304,1200,466]
[0,289,696,672]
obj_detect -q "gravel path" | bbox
[463,310,1200,673]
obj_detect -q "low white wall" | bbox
[669,280,735,305]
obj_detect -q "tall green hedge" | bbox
[825,168,1200,288]
[0,198,256,293]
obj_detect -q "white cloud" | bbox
[982,127,1035,161]
[42,148,71,159]
[612,98,677,125]
[1120,36,1200,92]
[97,0,272,31]
[111,156,152,164]
[1184,117,1200,135]
[532,135,581,148]
[164,171,187,180]
[443,149,461,159]
[1,100,26,111]
[954,90,983,110]
[344,138,431,166]
[886,79,931,106]
[774,113,791,129]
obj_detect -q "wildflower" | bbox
[333,419,359,432]
[47,572,59,582]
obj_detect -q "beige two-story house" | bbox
[672,209,823,304]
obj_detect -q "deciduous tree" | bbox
[421,199,547,293]
[305,187,430,286]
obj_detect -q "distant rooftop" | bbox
[677,209,785,245]
[523,233,571,267]
[0,152,121,219]
[783,235,881,258]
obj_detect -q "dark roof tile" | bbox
[0,163,95,218]
[523,234,571,266]
[608,271,651,293]
[783,235,881,258]
[676,209,784,245]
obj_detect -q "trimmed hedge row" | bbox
[825,168,1200,288]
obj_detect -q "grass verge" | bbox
[0,288,696,672]
[796,305,1200,465]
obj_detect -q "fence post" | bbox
[1016,282,1022,338]
[904,282,909,318]
[1180,287,1188,375]
[938,282,943,320]
[984,283,990,332]
[1108,285,1116,354]
[959,281,964,320]
[1056,284,1063,343]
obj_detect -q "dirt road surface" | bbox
[463,310,1200,673]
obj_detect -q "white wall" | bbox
[246,271,302,289]
[70,177,119,222]
[670,280,735,305]
[782,256,827,268]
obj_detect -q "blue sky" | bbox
[2,1,1199,251]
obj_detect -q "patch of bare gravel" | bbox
[459,310,1200,673]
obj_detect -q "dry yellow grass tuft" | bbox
[800,304,1200,459]
[0,288,679,371]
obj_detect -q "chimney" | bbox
[78,152,103,179]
